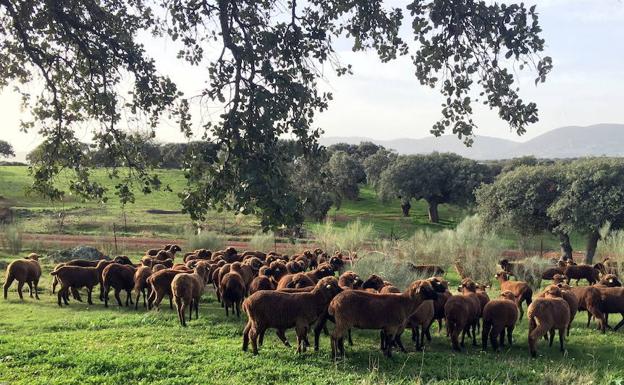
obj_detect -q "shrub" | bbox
[1,224,23,254]
[248,231,275,251]
[187,230,226,251]
[516,255,553,290]
[351,251,416,291]
[314,219,374,256]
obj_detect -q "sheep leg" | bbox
[295,324,307,353]
[114,288,123,307]
[87,287,93,305]
[195,298,199,320]
[394,333,407,353]
[383,331,394,358]
[125,290,132,306]
[275,329,291,347]
[33,279,40,300]
[26,281,34,298]
[249,326,261,355]
[507,327,514,346]
[188,299,193,320]
[3,274,15,300]
[420,326,427,350]
[528,318,549,358]
[57,286,66,307]
[549,329,556,347]
[134,290,141,310]
[17,281,24,300]
[471,322,478,346]
[425,320,433,342]
[169,294,173,310]
[179,300,187,327]
[242,321,251,352]
[313,313,329,351]
[481,321,491,351]
[613,314,624,331]
[348,329,353,346]
[224,302,229,317]
[558,328,565,352]
[71,287,82,302]
[236,301,241,318]
[52,276,58,294]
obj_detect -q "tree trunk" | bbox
[558,233,573,260]
[585,230,601,264]
[400,201,411,217]
[427,201,439,223]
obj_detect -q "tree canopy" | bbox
[378,152,491,222]
[0,140,14,158]
[0,0,552,230]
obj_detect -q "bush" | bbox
[351,251,416,291]
[187,230,226,251]
[314,219,374,255]
[248,231,275,251]
[515,256,553,290]
[1,224,23,254]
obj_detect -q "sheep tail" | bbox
[50,270,58,276]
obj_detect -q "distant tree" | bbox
[476,164,572,258]
[327,143,359,156]
[379,153,491,222]
[0,140,15,158]
[290,155,334,222]
[548,158,624,263]
[356,142,384,160]
[327,151,366,209]
[501,156,539,173]
[363,148,397,189]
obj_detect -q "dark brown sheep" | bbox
[569,285,606,332]
[277,273,315,290]
[51,265,99,306]
[596,274,622,287]
[595,286,624,330]
[563,264,600,285]
[338,271,363,289]
[481,291,518,351]
[407,263,445,276]
[541,260,567,280]
[329,280,437,358]
[248,275,275,295]
[428,277,452,334]
[242,276,343,355]
[527,286,570,357]
[133,266,153,310]
[220,271,246,317]
[171,263,208,326]
[407,299,435,350]
[3,254,42,300]
[494,271,533,319]
[147,268,184,310]
[286,260,304,274]
[102,263,137,307]
[361,274,385,292]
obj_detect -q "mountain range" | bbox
[319,123,624,160]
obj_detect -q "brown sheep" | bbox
[553,274,567,284]
[527,286,570,357]
[596,274,622,287]
[563,264,600,285]
[277,273,315,290]
[407,263,445,276]
[481,291,518,351]
[494,271,533,319]
[538,283,578,336]
[50,265,99,306]
[361,274,385,292]
[379,284,401,294]
[152,264,167,273]
[220,271,246,317]
[407,299,435,350]
[3,254,42,300]
[338,271,363,289]
[268,260,288,284]
[248,275,275,295]
[303,263,334,283]
[286,260,304,274]
[329,280,437,358]
[147,268,184,310]
[595,286,624,330]
[133,266,153,310]
[569,285,607,332]
[541,260,567,280]
[231,261,254,291]
[428,277,452,334]
[243,276,343,355]
[102,263,137,307]
[444,279,481,351]
[171,263,208,326]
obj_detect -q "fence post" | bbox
[113,223,118,255]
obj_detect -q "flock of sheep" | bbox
[3,245,624,359]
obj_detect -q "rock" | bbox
[47,246,108,263]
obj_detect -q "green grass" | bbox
[1,258,623,385]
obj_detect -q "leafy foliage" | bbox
[1,0,552,229]
[0,140,15,158]
[363,148,397,189]
[378,152,492,222]
[327,151,366,209]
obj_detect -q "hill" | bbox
[320,123,624,159]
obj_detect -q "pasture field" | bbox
[0,253,623,385]
[0,166,585,254]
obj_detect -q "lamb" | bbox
[481,291,519,351]
[133,266,153,310]
[50,265,99,306]
[527,285,570,357]
[102,263,137,307]
[3,253,42,300]
[494,271,533,319]
[444,279,481,351]
[407,263,445,276]
[329,280,437,358]
[338,271,363,289]
[96,256,134,302]
[220,270,246,317]
[563,264,600,285]
[407,299,435,350]
[242,276,343,355]
[171,263,208,326]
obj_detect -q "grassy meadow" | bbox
[0,254,622,385]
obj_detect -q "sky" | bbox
[1,0,623,159]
